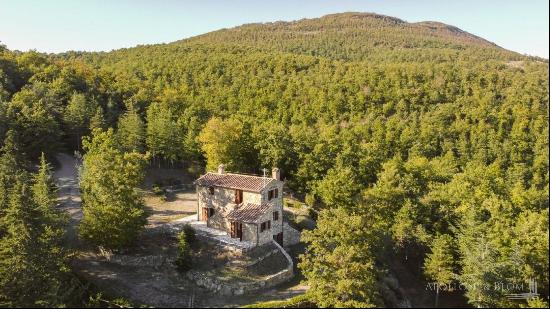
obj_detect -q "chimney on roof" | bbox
[272,167,280,180]
[218,164,225,174]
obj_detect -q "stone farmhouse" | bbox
[194,164,284,247]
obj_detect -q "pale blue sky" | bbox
[0,0,548,58]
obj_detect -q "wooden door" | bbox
[202,207,209,221]
[230,222,242,240]
[230,222,236,238]
[275,232,283,245]
[237,223,243,241]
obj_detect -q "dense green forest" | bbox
[1,12,548,307]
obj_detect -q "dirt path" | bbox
[54,152,83,247]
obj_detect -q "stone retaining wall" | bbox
[194,231,250,255]
[186,266,293,297]
[187,240,294,296]
[107,254,174,269]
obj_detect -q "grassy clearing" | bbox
[215,266,258,283]
[191,242,289,284]
[144,191,197,225]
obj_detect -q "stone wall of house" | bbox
[259,181,284,242]
[197,185,235,213]
[256,209,274,245]
[243,190,262,204]
[198,186,264,213]
[197,185,237,231]
[242,222,258,243]
[197,179,285,246]
[235,212,274,246]
[208,212,226,230]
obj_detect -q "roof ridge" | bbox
[207,171,273,180]
[195,172,279,192]
[244,201,272,206]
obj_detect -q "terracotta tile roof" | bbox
[194,172,276,192]
[226,202,272,224]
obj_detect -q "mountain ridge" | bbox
[49,12,525,63]
[167,12,519,62]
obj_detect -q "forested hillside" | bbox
[1,12,548,307]
[185,12,518,62]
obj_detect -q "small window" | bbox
[208,186,214,195]
[209,208,215,217]
[260,221,271,232]
[273,211,279,221]
[268,188,278,201]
